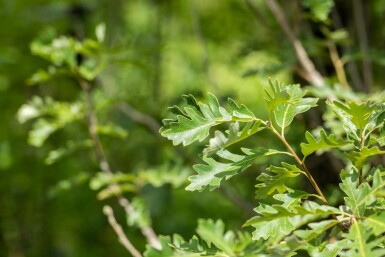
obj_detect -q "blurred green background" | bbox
[1,0,385,256]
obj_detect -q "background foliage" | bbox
[1,0,385,256]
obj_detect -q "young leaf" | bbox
[340,169,375,217]
[326,100,385,141]
[346,147,385,169]
[160,93,263,146]
[255,163,303,198]
[203,120,263,156]
[265,81,318,131]
[300,129,349,158]
[196,219,235,256]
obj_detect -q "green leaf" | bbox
[342,221,385,257]
[126,197,151,228]
[203,120,263,156]
[245,201,340,240]
[255,163,303,198]
[161,93,263,146]
[137,164,191,188]
[17,97,84,147]
[326,100,385,141]
[346,147,385,169]
[144,236,174,257]
[308,240,348,257]
[265,81,318,131]
[196,219,235,256]
[171,234,219,256]
[187,148,286,191]
[340,168,375,217]
[365,212,385,236]
[45,140,92,165]
[301,0,334,22]
[300,129,349,158]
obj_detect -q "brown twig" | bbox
[327,41,350,89]
[270,127,328,205]
[118,198,162,250]
[79,78,161,250]
[103,205,143,257]
[263,0,324,87]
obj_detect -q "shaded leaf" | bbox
[301,0,334,22]
[346,147,385,169]
[255,163,303,198]
[196,219,235,256]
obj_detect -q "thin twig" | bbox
[80,79,112,175]
[327,41,350,89]
[270,127,328,205]
[103,205,143,257]
[352,0,372,92]
[117,103,161,136]
[118,198,162,250]
[331,7,364,91]
[79,78,161,250]
[263,0,324,87]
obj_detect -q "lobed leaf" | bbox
[245,201,340,240]
[187,148,286,191]
[365,212,385,236]
[326,100,385,141]
[203,120,263,156]
[264,81,318,131]
[196,219,235,256]
[255,163,303,198]
[300,129,349,158]
[161,93,263,146]
[341,221,385,257]
[346,147,385,169]
[339,168,385,217]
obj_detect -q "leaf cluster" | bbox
[159,80,385,256]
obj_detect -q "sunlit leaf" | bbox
[300,129,349,158]
[160,93,264,146]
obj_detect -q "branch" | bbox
[103,205,143,257]
[118,198,162,250]
[80,79,112,175]
[327,41,350,89]
[117,103,161,136]
[79,79,161,250]
[263,0,324,87]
